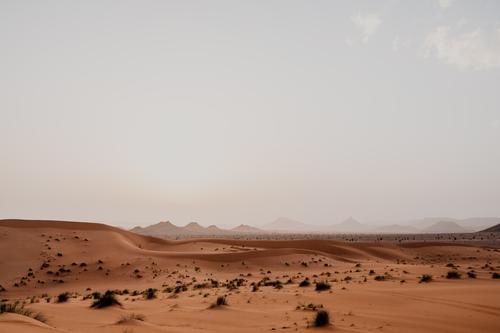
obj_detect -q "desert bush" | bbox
[314,310,330,327]
[116,313,145,324]
[143,288,157,300]
[299,278,310,287]
[193,283,209,289]
[446,271,461,279]
[258,279,282,289]
[419,274,432,283]
[467,271,477,279]
[296,303,323,311]
[315,281,331,291]
[209,295,227,308]
[0,301,47,323]
[91,291,102,299]
[57,292,70,303]
[374,275,386,281]
[492,272,500,279]
[91,290,121,308]
[174,284,188,293]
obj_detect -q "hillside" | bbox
[261,217,311,232]
[422,221,472,233]
[231,224,264,233]
[480,223,500,232]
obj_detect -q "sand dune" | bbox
[1,219,499,332]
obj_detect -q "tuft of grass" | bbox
[492,272,500,279]
[57,292,70,303]
[209,296,227,308]
[296,303,323,311]
[313,309,330,327]
[467,271,477,279]
[299,278,310,287]
[116,313,145,324]
[419,274,433,283]
[0,301,47,323]
[374,275,386,281]
[446,271,461,279]
[143,288,157,300]
[91,290,121,308]
[315,281,331,291]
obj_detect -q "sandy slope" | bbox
[1,219,499,332]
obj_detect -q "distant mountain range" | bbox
[262,217,311,232]
[131,221,265,237]
[130,217,500,237]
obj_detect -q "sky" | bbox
[1,0,499,228]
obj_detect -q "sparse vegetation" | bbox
[446,271,461,279]
[57,292,70,303]
[492,272,500,279]
[374,275,386,281]
[467,271,477,279]
[143,288,157,300]
[91,290,121,308]
[0,301,47,323]
[116,313,145,324]
[296,303,323,311]
[315,281,331,291]
[209,296,227,308]
[420,274,433,283]
[299,278,310,287]
[313,309,330,327]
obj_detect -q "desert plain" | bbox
[1,219,499,333]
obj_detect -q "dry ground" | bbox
[1,219,499,332]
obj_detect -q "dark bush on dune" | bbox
[143,288,157,300]
[419,274,432,283]
[209,295,227,308]
[314,310,330,327]
[492,272,500,279]
[91,290,121,308]
[217,296,227,305]
[299,278,310,287]
[57,292,70,303]
[467,271,477,279]
[446,271,461,279]
[315,281,331,291]
[91,291,101,299]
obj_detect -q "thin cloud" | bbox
[438,0,455,9]
[392,36,400,52]
[423,26,500,70]
[350,13,382,43]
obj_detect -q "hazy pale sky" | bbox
[1,1,499,228]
